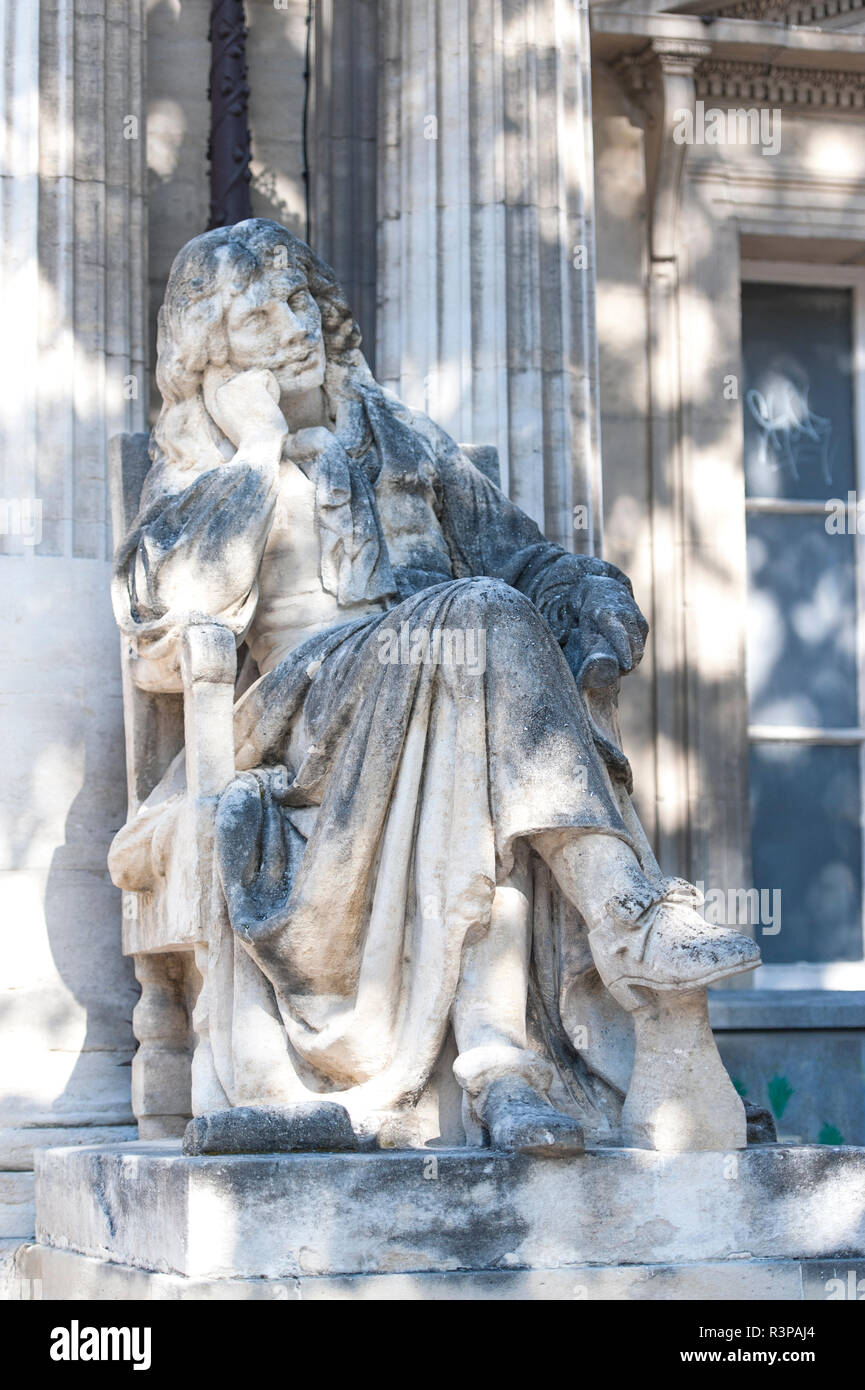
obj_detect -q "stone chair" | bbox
[110,432,205,1137]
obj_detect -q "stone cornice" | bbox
[708,0,865,25]
[592,9,865,64]
[695,56,865,105]
[615,44,865,107]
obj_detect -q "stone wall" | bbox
[0,0,149,1238]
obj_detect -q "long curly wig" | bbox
[151,219,374,475]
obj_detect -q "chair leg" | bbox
[189,941,229,1116]
[131,951,193,1138]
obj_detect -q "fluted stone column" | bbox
[376,0,603,551]
[308,0,379,366]
[0,0,146,1239]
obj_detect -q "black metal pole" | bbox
[208,0,252,228]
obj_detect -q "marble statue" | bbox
[108,218,760,1157]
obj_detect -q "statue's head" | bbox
[153,219,367,471]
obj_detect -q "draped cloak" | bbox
[109,382,642,1141]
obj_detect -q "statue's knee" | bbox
[452,577,540,635]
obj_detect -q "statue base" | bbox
[25,1140,865,1300]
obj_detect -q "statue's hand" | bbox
[570,574,648,674]
[215,769,296,941]
[284,425,341,466]
[204,366,287,455]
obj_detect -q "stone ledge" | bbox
[0,1124,138,1171]
[34,1140,865,1283]
[0,1173,34,1240]
[17,1243,865,1301]
[0,1239,34,1299]
[709,989,865,1031]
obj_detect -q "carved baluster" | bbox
[131,952,192,1139]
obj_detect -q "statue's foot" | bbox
[744,1101,777,1145]
[589,877,760,1010]
[182,1102,358,1156]
[479,1077,584,1157]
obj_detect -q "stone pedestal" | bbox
[20,1140,865,1300]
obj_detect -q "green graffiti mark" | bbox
[817,1123,844,1146]
[731,1077,748,1098]
[767,1074,794,1120]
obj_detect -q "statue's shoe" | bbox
[479,1078,584,1157]
[588,876,761,1009]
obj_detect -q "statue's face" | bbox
[224,266,326,396]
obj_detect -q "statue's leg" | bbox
[531,829,759,1005]
[531,828,755,1150]
[451,856,584,1157]
[452,866,531,1058]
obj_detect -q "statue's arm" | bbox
[112,370,286,673]
[114,459,278,623]
[431,425,648,674]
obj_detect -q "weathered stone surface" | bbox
[35,1141,865,1282]
[0,1240,38,1300]
[183,1103,358,1156]
[0,1173,34,1239]
[744,1103,778,1146]
[0,559,139,1231]
[621,991,747,1151]
[0,1125,137,1172]
[20,1241,865,1301]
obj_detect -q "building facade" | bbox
[1,0,865,1256]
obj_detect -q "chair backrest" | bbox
[461,444,500,488]
[109,431,152,541]
[109,433,185,815]
[108,434,501,537]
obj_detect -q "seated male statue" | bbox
[109,218,759,1155]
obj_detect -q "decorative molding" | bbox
[612,42,711,262]
[709,0,865,25]
[615,45,865,111]
[613,39,713,94]
[695,58,865,107]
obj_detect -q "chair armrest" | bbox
[179,621,237,798]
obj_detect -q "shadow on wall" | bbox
[42,720,139,1134]
[0,558,137,1141]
